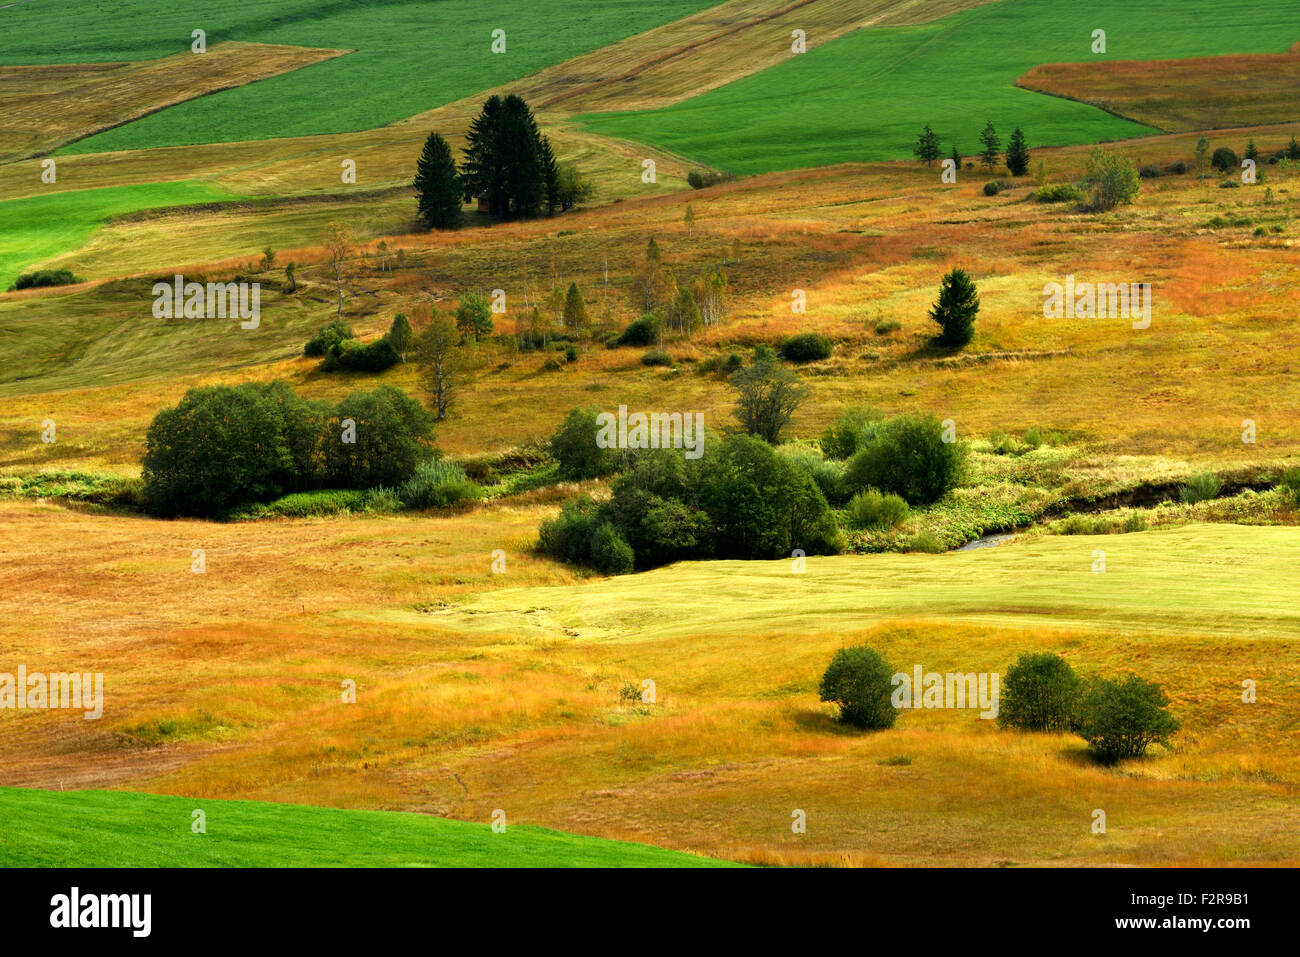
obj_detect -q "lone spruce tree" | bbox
[413,131,462,230]
[979,121,1001,172]
[930,267,979,349]
[1005,127,1030,176]
[914,124,941,166]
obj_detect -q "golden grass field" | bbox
[3,0,1300,868]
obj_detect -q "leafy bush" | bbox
[818,645,898,729]
[1138,164,1160,179]
[641,349,673,367]
[550,407,617,480]
[537,497,633,574]
[1021,427,1044,449]
[846,489,909,530]
[844,414,967,505]
[1179,471,1222,504]
[907,529,946,553]
[1219,180,1241,189]
[686,170,733,189]
[983,180,1009,196]
[698,352,744,375]
[398,459,482,509]
[1165,160,1188,175]
[1031,183,1084,203]
[589,522,636,575]
[564,345,578,363]
[323,385,434,488]
[998,653,1081,731]
[780,446,846,503]
[8,268,84,291]
[617,315,661,347]
[142,381,327,517]
[819,405,882,460]
[1211,147,1239,174]
[1277,467,1300,502]
[1084,148,1140,212]
[779,332,833,363]
[1075,674,1179,762]
[304,321,354,357]
[321,337,399,372]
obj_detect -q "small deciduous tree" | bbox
[1194,135,1211,179]
[929,267,979,348]
[562,282,588,337]
[1075,674,1180,763]
[387,313,413,362]
[455,293,494,341]
[819,645,898,729]
[415,311,477,420]
[323,222,355,318]
[728,355,809,443]
[1085,147,1141,211]
[998,652,1081,731]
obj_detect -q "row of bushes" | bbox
[539,433,844,574]
[304,315,411,373]
[141,381,434,516]
[7,268,84,291]
[820,648,1179,763]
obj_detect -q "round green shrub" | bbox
[779,332,833,363]
[818,645,898,729]
[998,652,1081,732]
[843,414,967,505]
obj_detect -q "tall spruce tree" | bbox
[461,95,507,216]
[413,131,463,229]
[979,121,1002,171]
[1005,127,1031,176]
[930,267,979,349]
[460,94,555,220]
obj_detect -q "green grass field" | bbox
[582,0,1300,173]
[0,787,734,867]
[0,0,715,153]
[0,182,235,290]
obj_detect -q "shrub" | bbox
[779,332,833,363]
[641,349,673,367]
[907,529,946,553]
[844,414,967,505]
[780,446,846,503]
[1165,160,1188,175]
[1277,467,1300,502]
[323,385,434,488]
[1075,674,1180,762]
[874,318,902,335]
[818,645,898,729]
[8,268,83,291]
[685,170,733,190]
[698,352,744,375]
[1031,183,1084,203]
[1021,427,1044,449]
[846,489,909,530]
[564,345,578,363]
[1211,147,1239,174]
[1084,148,1140,211]
[397,459,482,509]
[304,321,354,357]
[998,653,1081,731]
[1138,164,1160,179]
[983,180,1010,196]
[321,336,399,372]
[819,405,882,460]
[550,407,617,480]
[142,381,327,517]
[589,522,636,575]
[1179,471,1221,504]
[1219,180,1241,189]
[617,314,661,347]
